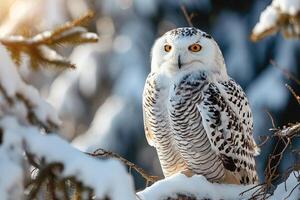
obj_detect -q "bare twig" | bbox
[258,135,271,147]
[247,122,300,199]
[265,110,277,129]
[180,5,193,27]
[88,148,161,186]
[271,60,300,86]
[284,182,300,200]
[285,84,300,105]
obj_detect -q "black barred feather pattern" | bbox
[143,73,188,177]
[169,72,225,181]
[143,71,259,185]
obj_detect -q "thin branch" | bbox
[285,84,300,105]
[88,148,161,185]
[258,135,271,147]
[265,109,277,129]
[271,60,300,86]
[284,182,300,200]
[180,5,193,27]
[244,122,300,199]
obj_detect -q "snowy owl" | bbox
[143,27,259,185]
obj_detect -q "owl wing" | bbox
[217,78,259,155]
[198,79,259,183]
[143,112,155,147]
[143,73,156,147]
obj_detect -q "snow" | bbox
[273,0,300,15]
[39,45,67,62]
[0,39,136,199]
[138,172,300,200]
[31,30,52,42]
[0,125,24,200]
[137,173,254,200]
[0,153,23,200]
[0,117,136,200]
[0,44,61,127]
[81,32,99,40]
[271,172,300,200]
[5,26,98,45]
[56,27,92,41]
[1,1,297,198]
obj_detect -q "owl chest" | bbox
[144,86,171,137]
[146,90,201,154]
[168,86,204,141]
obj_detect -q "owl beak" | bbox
[178,55,182,69]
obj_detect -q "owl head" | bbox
[151,27,227,78]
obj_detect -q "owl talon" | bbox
[180,170,194,177]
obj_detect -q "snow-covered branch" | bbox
[251,0,300,41]
[0,11,135,199]
[0,117,135,199]
[0,44,60,131]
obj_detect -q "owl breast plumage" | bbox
[143,70,259,185]
[143,27,259,185]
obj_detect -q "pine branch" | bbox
[50,11,95,40]
[25,160,95,200]
[26,163,64,200]
[0,11,98,70]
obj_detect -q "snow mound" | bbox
[137,172,300,200]
[272,172,300,200]
[137,173,254,200]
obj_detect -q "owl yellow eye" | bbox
[188,44,202,52]
[164,44,172,52]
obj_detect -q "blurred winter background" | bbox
[0,0,299,189]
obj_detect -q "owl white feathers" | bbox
[143,27,259,185]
